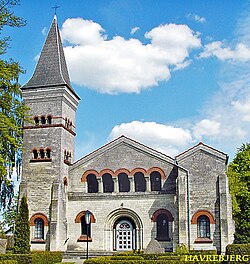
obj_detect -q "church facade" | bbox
[20,16,234,255]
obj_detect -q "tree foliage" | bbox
[13,195,30,254]
[0,0,26,208]
[227,143,250,243]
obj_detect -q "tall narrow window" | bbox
[156,214,169,241]
[34,117,39,125]
[102,173,114,193]
[40,149,45,159]
[150,171,161,191]
[87,174,98,193]
[33,149,38,159]
[80,215,91,237]
[46,149,51,159]
[118,173,130,192]
[134,172,146,192]
[41,116,46,125]
[197,216,210,238]
[34,218,44,239]
[47,115,52,124]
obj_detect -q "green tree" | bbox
[227,143,250,243]
[0,0,26,208]
[13,195,30,254]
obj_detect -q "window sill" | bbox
[77,235,92,242]
[31,239,46,244]
[156,237,171,242]
[194,237,213,243]
[30,158,52,163]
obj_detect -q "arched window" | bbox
[156,214,169,241]
[34,218,44,239]
[197,215,210,238]
[81,216,91,237]
[34,117,39,125]
[33,149,38,159]
[150,171,161,191]
[102,173,114,193]
[46,148,51,159]
[47,115,52,124]
[87,174,98,193]
[118,173,130,192]
[41,116,46,125]
[40,149,45,159]
[134,172,146,192]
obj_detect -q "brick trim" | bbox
[115,168,131,176]
[75,211,96,223]
[131,168,147,175]
[151,208,174,222]
[191,210,215,224]
[81,170,99,182]
[99,169,115,177]
[30,213,49,226]
[147,167,166,179]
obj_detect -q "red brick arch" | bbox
[99,169,115,177]
[81,170,99,182]
[151,209,174,222]
[75,211,96,223]
[115,168,131,176]
[191,210,215,224]
[147,167,166,179]
[131,168,147,175]
[30,213,49,226]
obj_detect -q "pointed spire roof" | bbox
[22,16,79,99]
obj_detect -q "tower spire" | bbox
[22,16,79,99]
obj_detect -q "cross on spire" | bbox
[52,3,60,15]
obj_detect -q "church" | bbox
[19,16,234,255]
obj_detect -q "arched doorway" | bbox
[114,217,136,251]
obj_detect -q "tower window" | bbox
[156,213,170,241]
[46,148,51,159]
[40,149,45,159]
[47,115,52,124]
[34,117,39,125]
[150,171,162,191]
[33,149,38,159]
[134,172,146,192]
[87,174,98,193]
[197,215,210,238]
[41,116,46,125]
[118,173,130,192]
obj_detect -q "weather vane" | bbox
[52,2,60,15]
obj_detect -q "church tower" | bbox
[20,15,80,251]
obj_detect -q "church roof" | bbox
[22,15,79,99]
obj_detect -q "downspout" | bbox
[174,158,191,250]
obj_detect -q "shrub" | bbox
[226,244,250,264]
[30,251,62,264]
[0,261,18,264]
[0,254,32,264]
[13,196,30,254]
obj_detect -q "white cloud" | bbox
[109,121,193,156]
[42,27,47,36]
[130,27,140,35]
[186,13,206,23]
[232,98,250,121]
[199,41,250,61]
[193,119,220,140]
[61,18,201,94]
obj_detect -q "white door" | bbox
[116,220,133,251]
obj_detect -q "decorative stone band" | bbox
[191,210,215,224]
[23,124,76,136]
[81,167,166,182]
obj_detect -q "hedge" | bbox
[226,244,250,264]
[31,251,62,264]
[0,252,62,264]
[0,261,18,264]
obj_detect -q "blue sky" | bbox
[5,0,250,161]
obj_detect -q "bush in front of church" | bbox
[13,196,30,254]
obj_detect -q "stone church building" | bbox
[20,16,234,255]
